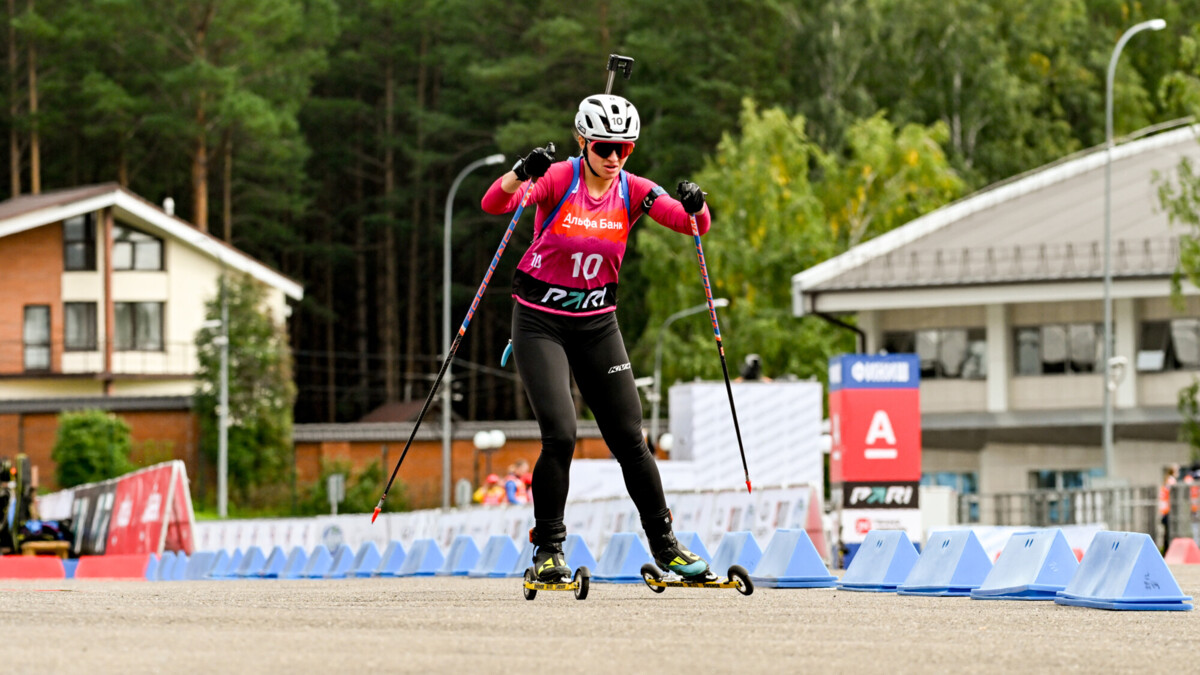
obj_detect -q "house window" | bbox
[1139,319,1200,371]
[64,302,98,351]
[114,302,163,351]
[23,305,50,370]
[1013,323,1103,375]
[882,328,986,379]
[112,224,164,271]
[64,214,96,271]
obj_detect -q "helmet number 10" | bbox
[571,252,603,280]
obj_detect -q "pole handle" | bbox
[605,54,635,94]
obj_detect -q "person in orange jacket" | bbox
[1159,465,1178,552]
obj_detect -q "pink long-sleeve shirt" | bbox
[482,158,711,316]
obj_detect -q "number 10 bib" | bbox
[513,157,632,316]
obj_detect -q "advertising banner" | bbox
[71,481,118,556]
[829,353,922,545]
[52,461,195,557]
[106,463,174,555]
[839,508,924,544]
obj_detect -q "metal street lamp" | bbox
[649,298,730,449]
[1102,19,1166,480]
[443,153,505,509]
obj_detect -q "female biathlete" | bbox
[481,94,713,582]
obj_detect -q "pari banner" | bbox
[828,353,922,544]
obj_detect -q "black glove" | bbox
[513,143,556,181]
[676,181,706,214]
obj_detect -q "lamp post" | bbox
[443,153,505,509]
[649,298,730,448]
[1102,19,1166,480]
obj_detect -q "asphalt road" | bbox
[3,567,1199,674]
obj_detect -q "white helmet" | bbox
[574,94,640,142]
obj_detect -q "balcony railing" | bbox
[958,486,1158,535]
[5,340,202,378]
[825,237,1179,289]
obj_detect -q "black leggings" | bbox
[511,302,669,541]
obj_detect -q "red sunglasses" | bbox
[590,140,635,159]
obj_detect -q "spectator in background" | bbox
[504,464,528,505]
[735,354,771,382]
[474,474,506,506]
[1159,465,1178,552]
[1187,463,1200,545]
[515,459,532,502]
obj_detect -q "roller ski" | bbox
[522,539,590,601]
[639,562,753,596]
[639,530,753,595]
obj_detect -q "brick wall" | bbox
[3,409,198,490]
[0,223,63,372]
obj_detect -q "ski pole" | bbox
[687,213,752,494]
[372,178,539,523]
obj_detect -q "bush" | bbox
[297,460,402,515]
[51,410,135,488]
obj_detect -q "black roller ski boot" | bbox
[530,529,571,582]
[645,514,713,581]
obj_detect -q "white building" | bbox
[793,124,1200,497]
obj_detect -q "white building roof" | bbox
[792,124,1200,316]
[0,183,303,300]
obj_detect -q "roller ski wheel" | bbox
[573,566,590,601]
[728,565,754,596]
[521,566,591,601]
[639,562,754,596]
[523,567,538,601]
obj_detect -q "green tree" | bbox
[634,101,842,391]
[1157,143,1200,462]
[195,272,297,501]
[821,112,965,249]
[634,100,964,398]
[51,410,134,488]
[296,460,398,515]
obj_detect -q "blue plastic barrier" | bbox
[62,558,78,579]
[207,549,244,580]
[469,536,521,578]
[897,530,991,597]
[508,540,536,578]
[971,529,1078,601]
[1055,531,1193,611]
[184,551,218,580]
[206,549,242,580]
[258,547,288,579]
[594,533,653,584]
[170,554,187,581]
[279,547,309,580]
[351,542,382,578]
[674,531,712,564]
[325,544,356,579]
[235,547,268,578]
[837,530,919,593]
[436,535,481,576]
[751,529,837,588]
[564,534,598,571]
[710,531,762,575]
[396,539,444,577]
[157,551,178,581]
[374,541,407,577]
[301,546,335,579]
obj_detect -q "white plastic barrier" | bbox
[193,484,826,559]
